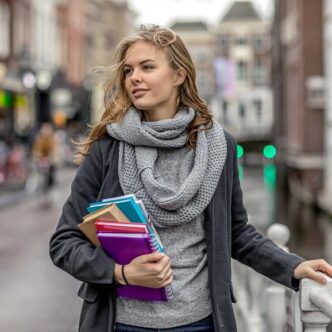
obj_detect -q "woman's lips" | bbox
[132,89,149,98]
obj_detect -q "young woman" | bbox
[49,26,332,332]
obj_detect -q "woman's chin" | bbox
[132,103,153,112]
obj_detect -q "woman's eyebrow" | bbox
[139,59,156,64]
[123,59,156,67]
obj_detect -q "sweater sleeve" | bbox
[229,135,304,290]
[49,140,116,286]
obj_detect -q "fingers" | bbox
[149,256,172,286]
[307,259,332,279]
[156,256,171,275]
[316,259,332,277]
[294,259,332,285]
[139,252,166,264]
[157,260,172,280]
[306,268,327,285]
[127,252,173,288]
[150,267,173,288]
[161,272,173,287]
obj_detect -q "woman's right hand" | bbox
[114,252,173,288]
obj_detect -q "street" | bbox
[0,167,81,332]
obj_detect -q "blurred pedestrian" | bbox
[54,128,68,167]
[49,26,332,332]
[32,122,57,203]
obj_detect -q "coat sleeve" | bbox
[229,136,304,290]
[49,140,116,286]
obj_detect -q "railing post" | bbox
[300,275,332,331]
[266,223,290,252]
[265,223,290,331]
[247,269,265,332]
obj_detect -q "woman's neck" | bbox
[141,107,177,122]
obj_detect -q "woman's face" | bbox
[123,41,185,121]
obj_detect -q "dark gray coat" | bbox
[49,131,303,331]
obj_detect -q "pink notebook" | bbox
[95,220,148,234]
[97,232,172,301]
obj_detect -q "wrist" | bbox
[121,264,130,285]
[114,264,126,286]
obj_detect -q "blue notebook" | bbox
[88,196,143,222]
[88,194,164,252]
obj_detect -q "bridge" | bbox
[211,96,275,159]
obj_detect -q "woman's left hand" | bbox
[293,259,332,284]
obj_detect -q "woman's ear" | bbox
[174,69,186,87]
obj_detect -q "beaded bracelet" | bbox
[121,264,130,285]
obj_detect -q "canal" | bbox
[239,161,332,331]
[242,162,332,263]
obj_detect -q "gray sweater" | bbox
[116,147,212,328]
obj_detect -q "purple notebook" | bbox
[97,232,172,301]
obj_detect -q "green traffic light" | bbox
[237,145,244,159]
[263,145,277,159]
[0,91,13,108]
[263,163,276,190]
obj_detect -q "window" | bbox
[222,100,228,113]
[0,1,10,58]
[235,36,247,45]
[253,34,264,50]
[253,99,262,122]
[238,103,246,118]
[237,61,248,81]
[219,34,229,48]
[222,100,228,124]
[254,60,265,82]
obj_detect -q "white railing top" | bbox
[266,223,290,251]
[301,274,332,319]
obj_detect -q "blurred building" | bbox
[0,0,14,139]
[0,0,32,141]
[273,0,324,205]
[0,0,63,139]
[320,0,332,212]
[170,21,215,106]
[214,0,273,139]
[55,0,88,130]
[0,0,133,141]
[85,0,130,71]
[85,0,134,123]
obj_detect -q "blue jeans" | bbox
[114,315,214,332]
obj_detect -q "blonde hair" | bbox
[77,25,213,161]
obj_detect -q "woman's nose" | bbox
[130,69,142,83]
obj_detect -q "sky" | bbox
[128,0,275,28]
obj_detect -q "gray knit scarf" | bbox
[106,107,227,227]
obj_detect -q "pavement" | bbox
[0,189,29,209]
[0,166,76,209]
[0,166,82,332]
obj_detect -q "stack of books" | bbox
[78,194,172,301]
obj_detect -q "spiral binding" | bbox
[165,285,173,299]
[148,235,173,300]
[149,234,158,252]
[147,216,164,252]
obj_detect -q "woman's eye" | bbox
[124,68,132,76]
[143,65,154,71]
